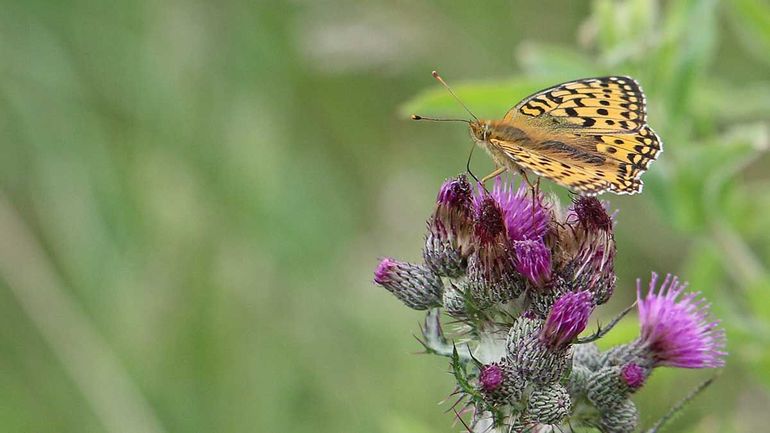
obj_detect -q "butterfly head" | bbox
[469,120,492,143]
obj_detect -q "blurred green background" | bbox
[1,0,769,432]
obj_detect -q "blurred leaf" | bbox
[666,123,768,232]
[655,0,718,125]
[744,277,770,323]
[727,0,770,68]
[692,80,770,127]
[400,77,560,119]
[588,0,659,65]
[703,123,768,215]
[679,239,725,297]
[516,42,599,77]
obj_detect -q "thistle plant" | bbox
[374,175,726,433]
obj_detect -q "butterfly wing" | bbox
[488,138,629,196]
[507,76,647,133]
[494,76,661,195]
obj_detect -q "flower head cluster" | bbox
[373,175,726,433]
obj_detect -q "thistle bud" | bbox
[526,383,571,425]
[479,363,504,391]
[540,291,594,350]
[575,236,617,305]
[506,317,571,385]
[424,176,474,277]
[586,367,626,409]
[441,281,467,317]
[552,197,617,305]
[513,239,552,287]
[599,399,639,433]
[477,362,524,405]
[573,342,602,371]
[620,362,647,390]
[373,258,443,310]
[467,195,522,304]
[586,362,650,411]
[568,364,592,395]
[571,196,613,233]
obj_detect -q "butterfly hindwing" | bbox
[489,138,616,196]
[507,76,647,133]
[586,125,662,172]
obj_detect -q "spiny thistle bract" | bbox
[373,175,726,433]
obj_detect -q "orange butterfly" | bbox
[413,72,662,196]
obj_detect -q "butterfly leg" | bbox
[517,168,540,218]
[517,167,535,190]
[480,167,506,185]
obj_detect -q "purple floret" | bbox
[488,177,549,243]
[513,239,552,286]
[620,363,646,390]
[637,273,726,368]
[437,175,473,208]
[541,290,594,349]
[479,363,504,392]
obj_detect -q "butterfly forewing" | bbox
[487,76,661,195]
[507,76,647,133]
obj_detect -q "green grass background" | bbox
[1,0,769,432]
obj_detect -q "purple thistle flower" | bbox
[546,196,617,307]
[570,196,613,232]
[488,177,549,243]
[636,273,726,368]
[476,361,524,405]
[466,195,522,303]
[571,234,616,305]
[541,291,594,349]
[424,176,475,277]
[438,175,473,207]
[620,363,647,390]
[373,258,443,310]
[479,363,504,392]
[513,239,552,287]
[473,194,508,245]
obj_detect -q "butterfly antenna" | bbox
[432,71,480,123]
[410,114,469,123]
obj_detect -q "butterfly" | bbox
[413,73,662,196]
